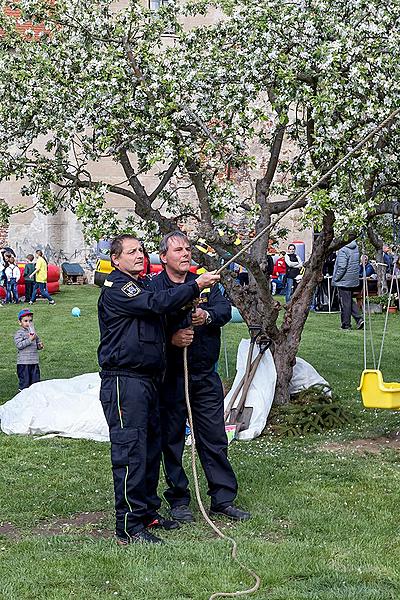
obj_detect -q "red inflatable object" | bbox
[0,262,60,299]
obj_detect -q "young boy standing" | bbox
[23,254,35,302]
[14,309,44,390]
[5,255,20,304]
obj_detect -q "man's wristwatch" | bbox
[204,310,212,325]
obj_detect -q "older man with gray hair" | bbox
[151,231,250,524]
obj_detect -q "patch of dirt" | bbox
[0,511,112,541]
[321,432,400,454]
[0,522,21,540]
[32,511,111,538]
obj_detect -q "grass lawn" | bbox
[1,285,400,600]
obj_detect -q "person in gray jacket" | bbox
[332,241,364,330]
[14,309,43,390]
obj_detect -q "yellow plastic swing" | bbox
[358,370,400,410]
[358,242,400,409]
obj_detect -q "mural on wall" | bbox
[12,238,98,270]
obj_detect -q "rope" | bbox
[377,261,397,371]
[183,347,261,600]
[362,263,367,371]
[360,239,376,370]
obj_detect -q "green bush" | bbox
[267,385,355,437]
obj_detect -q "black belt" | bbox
[100,369,162,383]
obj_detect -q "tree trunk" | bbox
[272,340,297,405]
[219,215,335,406]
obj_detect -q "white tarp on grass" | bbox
[0,341,330,442]
[224,339,331,441]
[0,373,109,441]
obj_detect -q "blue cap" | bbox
[18,309,33,320]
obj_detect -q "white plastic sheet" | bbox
[224,339,331,441]
[0,373,108,441]
[224,339,277,441]
[289,356,331,396]
[0,345,330,443]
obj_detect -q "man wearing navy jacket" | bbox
[98,234,220,545]
[151,231,250,524]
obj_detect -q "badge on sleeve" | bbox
[121,281,141,297]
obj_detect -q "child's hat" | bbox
[18,309,33,320]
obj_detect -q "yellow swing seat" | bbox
[358,369,400,409]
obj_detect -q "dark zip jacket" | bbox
[150,270,231,375]
[98,269,200,376]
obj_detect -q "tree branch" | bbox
[149,160,179,203]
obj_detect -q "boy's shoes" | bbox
[116,529,164,545]
[170,505,194,523]
[209,505,251,521]
[49,300,56,305]
[29,301,34,305]
[356,319,364,330]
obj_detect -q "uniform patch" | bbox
[103,279,113,287]
[121,281,141,297]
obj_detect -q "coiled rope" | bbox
[183,347,261,600]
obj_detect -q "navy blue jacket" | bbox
[98,269,200,376]
[150,270,231,375]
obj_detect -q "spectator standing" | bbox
[14,308,43,390]
[0,250,4,297]
[1,251,10,280]
[5,256,20,304]
[332,241,364,330]
[272,251,287,295]
[285,244,303,303]
[393,257,400,277]
[28,250,55,305]
[359,255,376,278]
[383,244,394,273]
[237,265,249,286]
[24,254,35,303]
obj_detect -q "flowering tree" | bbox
[1,0,400,403]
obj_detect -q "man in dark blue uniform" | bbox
[151,231,251,524]
[98,234,220,544]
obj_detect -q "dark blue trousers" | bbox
[6,278,19,303]
[100,373,162,539]
[160,370,238,510]
[31,282,53,303]
[17,364,40,390]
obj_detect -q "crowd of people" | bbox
[231,242,304,302]
[0,247,55,306]
[231,240,398,302]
